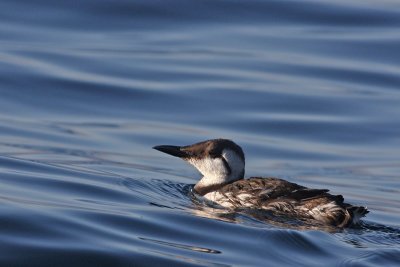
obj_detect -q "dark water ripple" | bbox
[1,0,400,266]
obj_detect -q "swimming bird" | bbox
[153,139,368,227]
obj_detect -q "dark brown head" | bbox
[153,139,245,195]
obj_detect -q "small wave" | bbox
[340,222,400,248]
[122,178,192,210]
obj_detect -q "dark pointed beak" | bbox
[153,145,188,158]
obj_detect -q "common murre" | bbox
[153,138,368,227]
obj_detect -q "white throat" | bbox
[190,149,244,192]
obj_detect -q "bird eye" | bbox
[209,151,219,158]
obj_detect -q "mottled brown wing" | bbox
[216,177,362,227]
[219,177,331,201]
[216,177,316,209]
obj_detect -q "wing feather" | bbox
[212,177,363,226]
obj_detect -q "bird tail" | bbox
[348,206,369,224]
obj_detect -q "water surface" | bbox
[1,1,400,266]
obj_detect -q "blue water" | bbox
[1,0,400,266]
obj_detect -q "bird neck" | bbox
[193,175,243,195]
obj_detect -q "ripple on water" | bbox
[1,0,400,266]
